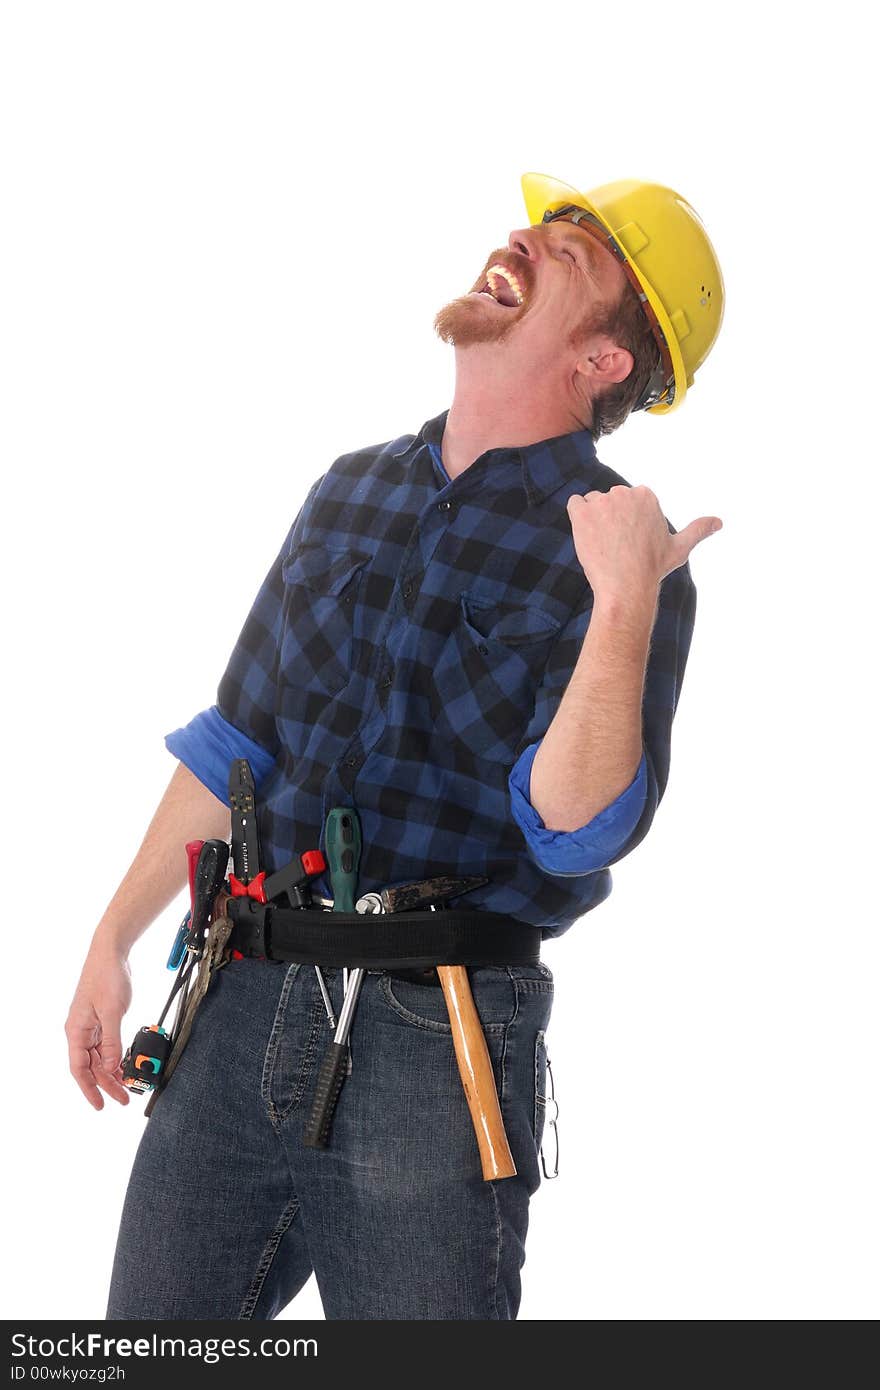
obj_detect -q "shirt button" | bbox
[402,582,413,599]
[437,500,452,512]
[380,673,392,688]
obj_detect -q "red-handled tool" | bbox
[262,847,335,1025]
[263,848,326,908]
[186,839,204,905]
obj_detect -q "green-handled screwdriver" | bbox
[325,806,360,994]
[325,807,361,911]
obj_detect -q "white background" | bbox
[2,0,876,1322]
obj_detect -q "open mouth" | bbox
[473,262,526,308]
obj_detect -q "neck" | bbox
[441,343,591,478]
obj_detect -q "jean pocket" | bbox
[508,963,554,989]
[429,595,560,764]
[378,968,513,1034]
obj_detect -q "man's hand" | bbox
[567,485,723,602]
[66,939,133,1109]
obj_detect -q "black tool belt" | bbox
[226,898,541,972]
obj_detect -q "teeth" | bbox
[486,263,525,305]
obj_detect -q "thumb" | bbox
[98,1019,123,1074]
[672,514,723,562]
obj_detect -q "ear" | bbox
[574,334,634,392]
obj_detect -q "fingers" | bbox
[91,1009,129,1105]
[98,1021,123,1080]
[90,1045,130,1107]
[568,483,723,586]
[66,1011,130,1109]
[69,1039,105,1110]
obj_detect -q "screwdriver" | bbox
[325,807,360,909]
[325,806,361,1002]
[303,807,364,1148]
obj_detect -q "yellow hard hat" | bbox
[521,172,725,414]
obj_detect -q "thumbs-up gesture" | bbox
[566,484,722,602]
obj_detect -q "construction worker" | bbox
[66,172,725,1321]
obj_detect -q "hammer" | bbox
[357,876,517,1182]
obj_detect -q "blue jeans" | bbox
[106,956,554,1320]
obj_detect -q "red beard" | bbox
[434,248,532,347]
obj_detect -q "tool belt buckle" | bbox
[222,897,268,959]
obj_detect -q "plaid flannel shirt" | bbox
[166,409,696,938]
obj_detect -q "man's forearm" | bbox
[528,589,659,832]
[93,762,231,958]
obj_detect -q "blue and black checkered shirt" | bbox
[167,408,696,939]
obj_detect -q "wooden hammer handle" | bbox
[437,964,517,1181]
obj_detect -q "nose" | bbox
[507,227,541,261]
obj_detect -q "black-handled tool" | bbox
[263,848,326,909]
[186,839,230,950]
[300,950,364,1148]
[263,846,337,1028]
[228,759,266,901]
[303,807,363,1148]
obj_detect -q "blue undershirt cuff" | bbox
[165,705,277,804]
[509,743,648,875]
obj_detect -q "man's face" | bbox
[434,216,629,356]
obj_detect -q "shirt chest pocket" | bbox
[279,545,371,709]
[429,594,561,764]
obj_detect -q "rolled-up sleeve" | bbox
[164,705,278,802]
[510,743,647,874]
[509,559,697,875]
